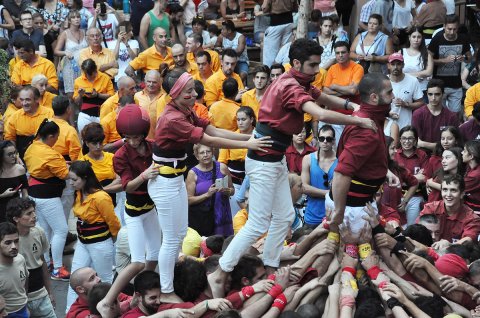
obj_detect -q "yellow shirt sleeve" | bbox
[95,191,121,237]
[218,148,229,164]
[45,62,59,90]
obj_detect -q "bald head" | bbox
[172,44,186,67]
[145,70,162,94]
[145,70,161,81]
[86,28,102,47]
[70,267,101,297]
[153,27,168,48]
[118,76,137,97]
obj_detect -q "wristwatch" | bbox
[344,98,350,110]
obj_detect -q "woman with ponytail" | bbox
[23,119,72,281]
[97,68,271,313]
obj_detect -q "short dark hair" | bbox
[20,10,32,18]
[413,295,446,318]
[222,77,238,100]
[13,38,35,52]
[399,125,418,141]
[6,198,35,224]
[81,59,98,76]
[81,122,105,143]
[465,140,480,164]
[194,80,205,99]
[208,24,220,36]
[442,174,465,192]
[222,19,236,32]
[0,222,18,242]
[403,224,434,247]
[289,38,323,66]
[320,16,334,25]
[133,271,160,296]
[52,95,71,116]
[253,65,270,77]
[419,214,439,224]
[427,78,444,93]
[270,63,285,73]
[173,258,208,302]
[445,15,459,25]
[196,50,211,64]
[20,86,40,100]
[222,48,238,60]
[205,235,224,254]
[169,3,184,13]
[204,254,220,273]
[334,40,349,51]
[192,16,206,28]
[88,282,111,315]
[358,73,390,104]
[368,13,383,25]
[230,254,263,291]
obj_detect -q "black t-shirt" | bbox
[428,30,470,89]
[10,29,44,50]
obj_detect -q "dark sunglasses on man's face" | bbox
[318,136,334,143]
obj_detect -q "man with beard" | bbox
[0,222,29,318]
[208,39,377,298]
[121,271,161,317]
[171,44,199,76]
[327,72,394,237]
[241,65,270,117]
[387,53,424,129]
[186,33,220,73]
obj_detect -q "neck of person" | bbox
[70,24,80,32]
[469,160,479,170]
[54,114,69,121]
[319,32,332,40]
[390,73,405,83]
[153,2,164,14]
[88,151,103,161]
[17,225,30,237]
[199,161,214,171]
[256,87,265,97]
[155,44,166,54]
[91,44,102,53]
[445,201,461,215]
[368,30,379,37]
[28,54,39,65]
[427,103,442,113]
[147,89,161,99]
[201,69,212,80]
[23,27,33,34]
[26,106,39,116]
[402,147,414,157]
[294,142,304,153]
[0,254,14,265]
[0,162,15,174]
[319,148,334,158]
[240,126,253,135]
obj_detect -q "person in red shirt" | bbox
[285,126,316,175]
[328,72,394,236]
[419,174,480,248]
[463,140,480,212]
[208,38,377,298]
[66,267,102,318]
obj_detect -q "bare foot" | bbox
[96,298,115,318]
[160,292,183,304]
[207,268,227,298]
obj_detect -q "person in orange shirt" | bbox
[171,44,198,76]
[209,78,241,132]
[31,74,57,110]
[73,59,115,135]
[134,70,164,139]
[193,51,214,85]
[204,48,245,107]
[241,65,270,116]
[99,76,137,120]
[185,33,220,72]
[23,119,73,281]
[79,28,119,79]
[4,86,54,159]
[2,87,22,128]
[126,27,174,82]
[101,95,135,153]
[11,39,58,92]
[193,80,209,120]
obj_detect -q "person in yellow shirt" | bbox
[204,48,245,107]
[465,82,480,120]
[218,106,256,216]
[11,39,58,92]
[193,51,214,85]
[99,76,137,120]
[2,88,22,128]
[23,119,72,280]
[185,33,220,73]
[101,95,134,153]
[241,65,270,116]
[193,80,210,120]
[31,74,57,110]
[126,27,174,81]
[134,70,164,139]
[73,59,115,134]
[4,86,54,159]
[79,28,119,79]
[67,160,120,303]
[171,43,198,76]
[209,78,241,132]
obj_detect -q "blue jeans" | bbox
[7,305,28,318]
[28,294,56,318]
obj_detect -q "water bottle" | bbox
[123,0,130,14]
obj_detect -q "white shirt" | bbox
[107,39,139,82]
[390,73,423,129]
[392,0,414,29]
[88,13,118,43]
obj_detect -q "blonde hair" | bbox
[31,74,48,86]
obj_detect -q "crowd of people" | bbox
[1,0,480,317]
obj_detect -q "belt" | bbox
[156,164,187,175]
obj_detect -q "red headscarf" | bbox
[435,253,469,279]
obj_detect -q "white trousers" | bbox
[66,239,114,311]
[61,181,75,221]
[32,197,68,269]
[148,175,188,293]
[229,183,242,217]
[77,112,100,135]
[124,209,161,263]
[262,23,293,67]
[219,157,294,271]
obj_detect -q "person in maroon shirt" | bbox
[463,140,480,211]
[420,174,480,250]
[328,72,393,236]
[425,126,463,180]
[208,38,376,298]
[285,126,317,175]
[97,69,273,316]
[411,79,460,153]
[459,102,480,142]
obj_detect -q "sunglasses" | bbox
[323,173,329,188]
[318,136,334,143]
